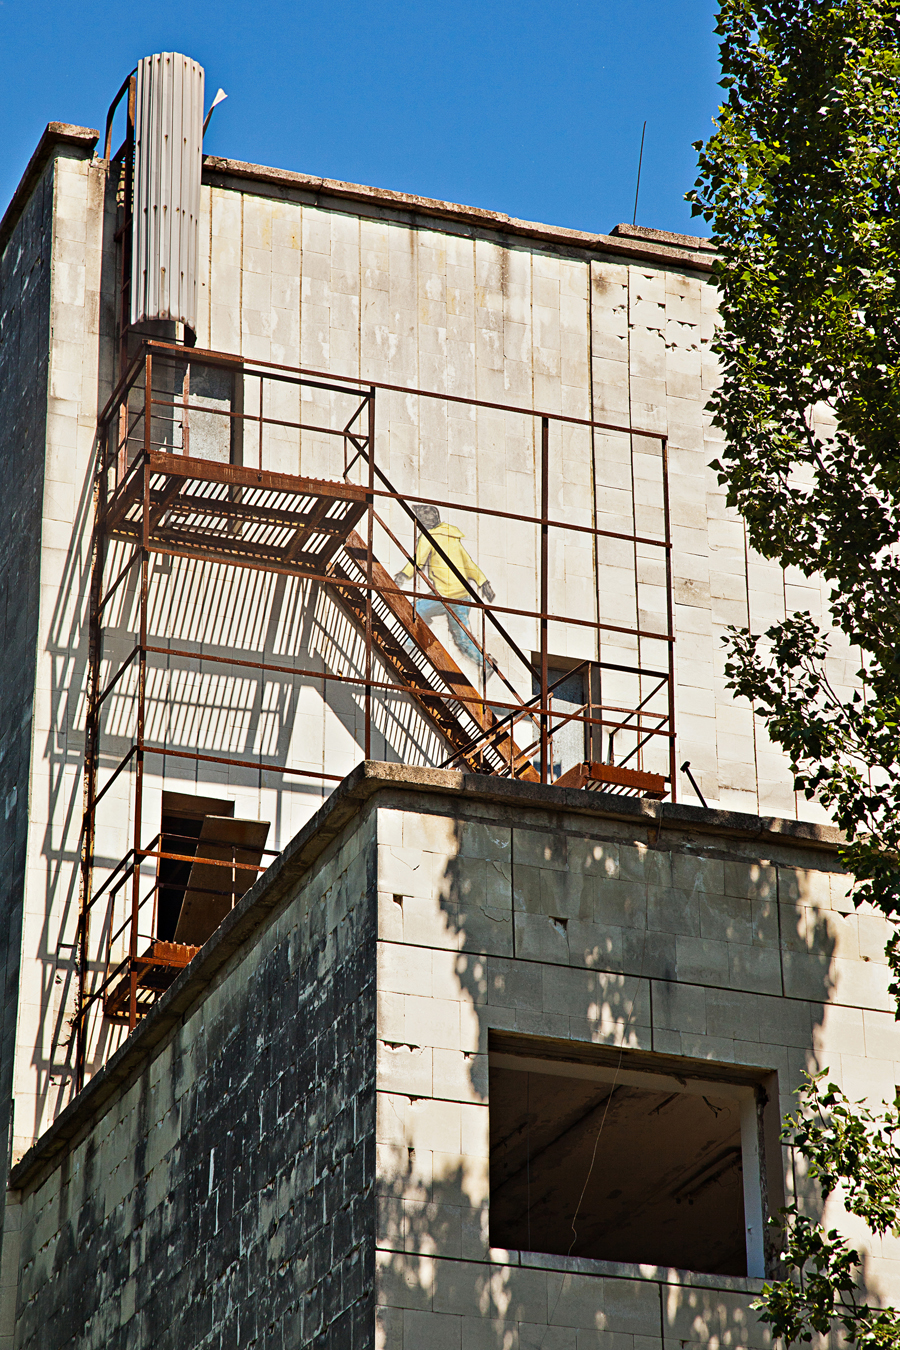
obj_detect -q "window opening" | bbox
[531,656,601,780]
[157,792,270,948]
[157,793,234,940]
[489,1045,768,1278]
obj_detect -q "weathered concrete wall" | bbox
[6,147,111,1164]
[190,167,854,822]
[6,786,377,1350]
[0,127,860,1197]
[0,139,54,1302]
[4,767,897,1348]
[369,775,900,1346]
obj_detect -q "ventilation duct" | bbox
[130,52,204,330]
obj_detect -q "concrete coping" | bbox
[0,122,98,259]
[0,124,715,276]
[201,155,716,273]
[8,761,842,1194]
[489,1245,764,1295]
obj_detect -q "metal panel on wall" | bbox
[130,52,204,329]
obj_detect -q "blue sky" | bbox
[0,1,720,238]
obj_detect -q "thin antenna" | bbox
[632,120,647,226]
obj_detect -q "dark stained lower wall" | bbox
[11,806,376,1350]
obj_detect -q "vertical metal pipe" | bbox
[258,375,264,472]
[129,350,152,1028]
[76,427,109,1090]
[540,417,549,784]
[364,390,375,759]
[117,74,136,378]
[181,356,191,458]
[661,434,677,802]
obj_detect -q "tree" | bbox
[689,0,900,1341]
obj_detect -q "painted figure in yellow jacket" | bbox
[394,504,495,668]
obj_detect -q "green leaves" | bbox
[753,1076,900,1347]
[693,0,900,911]
[694,3,900,1341]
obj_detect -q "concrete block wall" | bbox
[3,767,897,1349]
[0,146,54,1220]
[370,779,900,1348]
[187,171,843,817]
[0,132,110,1213]
[0,133,863,1175]
[4,793,377,1350]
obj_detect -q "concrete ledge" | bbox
[8,761,841,1195]
[488,1244,765,1295]
[202,156,716,273]
[0,123,98,258]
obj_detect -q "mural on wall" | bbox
[394,503,497,679]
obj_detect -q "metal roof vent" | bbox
[130,52,204,331]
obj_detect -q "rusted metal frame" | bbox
[181,362,191,458]
[97,546,142,614]
[92,745,138,812]
[143,339,668,440]
[147,391,362,443]
[94,645,140,711]
[81,954,136,1021]
[482,709,673,773]
[364,390,375,758]
[604,675,671,765]
[283,495,342,562]
[147,475,188,531]
[129,349,152,1030]
[87,849,136,917]
[146,487,352,534]
[118,76,136,377]
[134,847,270,873]
[350,482,671,551]
[257,376,264,471]
[111,410,144,491]
[661,436,677,803]
[345,439,539,681]
[142,641,536,719]
[76,434,109,1092]
[539,418,550,785]
[367,503,512,718]
[141,406,669,549]
[115,531,671,644]
[328,557,527,776]
[140,743,346,784]
[342,396,370,476]
[97,356,146,432]
[103,67,138,159]
[103,431,146,527]
[616,723,675,773]
[344,434,366,479]
[436,662,589,769]
[132,451,368,502]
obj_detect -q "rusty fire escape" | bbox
[76,336,676,1085]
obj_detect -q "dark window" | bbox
[489,1043,770,1278]
[531,656,600,779]
[157,793,234,941]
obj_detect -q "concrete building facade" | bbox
[0,90,891,1348]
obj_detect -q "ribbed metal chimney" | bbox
[130,52,204,331]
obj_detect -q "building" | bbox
[0,52,895,1350]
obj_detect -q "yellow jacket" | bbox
[401,522,486,600]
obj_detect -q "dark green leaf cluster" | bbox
[692,3,900,1343]
[754,1075,900,1345]
[691,0,900,917]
